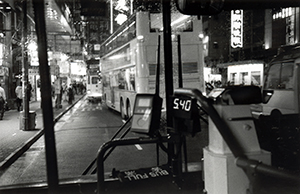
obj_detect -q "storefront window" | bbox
[251,71,261,85]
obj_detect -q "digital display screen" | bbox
[138,98,152,107]
[172,96,197,119]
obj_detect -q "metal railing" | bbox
[96,136,171,193]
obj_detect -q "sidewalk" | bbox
[0,94,85,170]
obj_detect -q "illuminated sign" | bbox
[231,10,243,48]
[172,96,197,119]
[286,14,295,45]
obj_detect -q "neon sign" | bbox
[231,10,243,48]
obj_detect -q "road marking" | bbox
[12,133,17,136]
[135,144,143,150]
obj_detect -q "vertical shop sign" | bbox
[286,13,295,45]
[231,10,243,48]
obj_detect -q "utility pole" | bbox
[32,0,59,191]
[21,0,29,130]
[162,0,174,168]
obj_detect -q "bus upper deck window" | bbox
[150,12,193,32]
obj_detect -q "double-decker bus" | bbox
[100,10,205,119]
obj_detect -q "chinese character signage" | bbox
[231,10,243,48]
[286,15,295,45]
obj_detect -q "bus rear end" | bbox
[86,75,102,103]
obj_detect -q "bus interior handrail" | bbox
[96,136,170,193]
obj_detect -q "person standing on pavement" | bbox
[0,83,7,120]
[15,82,23,111]
[54,79,62,108]
[62,81,67,102]
[27,82,32,101]
[67,84,74,105]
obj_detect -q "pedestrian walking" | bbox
[15,82,23,111]
[54,79,62,108]
[27,82,32,101]
[62,82,67,102]
[0,83,7,120]
[72,81,77,95]
[67,84,74,105]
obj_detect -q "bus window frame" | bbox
[91,76,100,85]
[149,12,194,33]
[294,61,300,113]
[265,62,295,90]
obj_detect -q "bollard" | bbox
[19,111,36,130]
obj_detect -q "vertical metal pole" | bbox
[162,0,174,166]
[32,0,59,192]
[22,0,29,130]
[177,35,183,88]
[177,35,188,172]
[110,0,113,34]
[155,35,160,95]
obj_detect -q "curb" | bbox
[0,95,86,171]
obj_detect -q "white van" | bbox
[252,44,300,117]
[86,75,102,103]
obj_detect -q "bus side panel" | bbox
[263,90,296,114]
[102,74,113,109]
[136,42,149,93]
[136,12,150,94]
[113,88,121,112]
[262,62,299,115]
[103,86,112,107]
[180,44,204,91]
[179,20,205,92]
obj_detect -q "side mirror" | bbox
[262,89,273,104]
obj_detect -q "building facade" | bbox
[203,7,300,85]
[0,0,86,105]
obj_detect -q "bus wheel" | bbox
[120,99,126,119]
